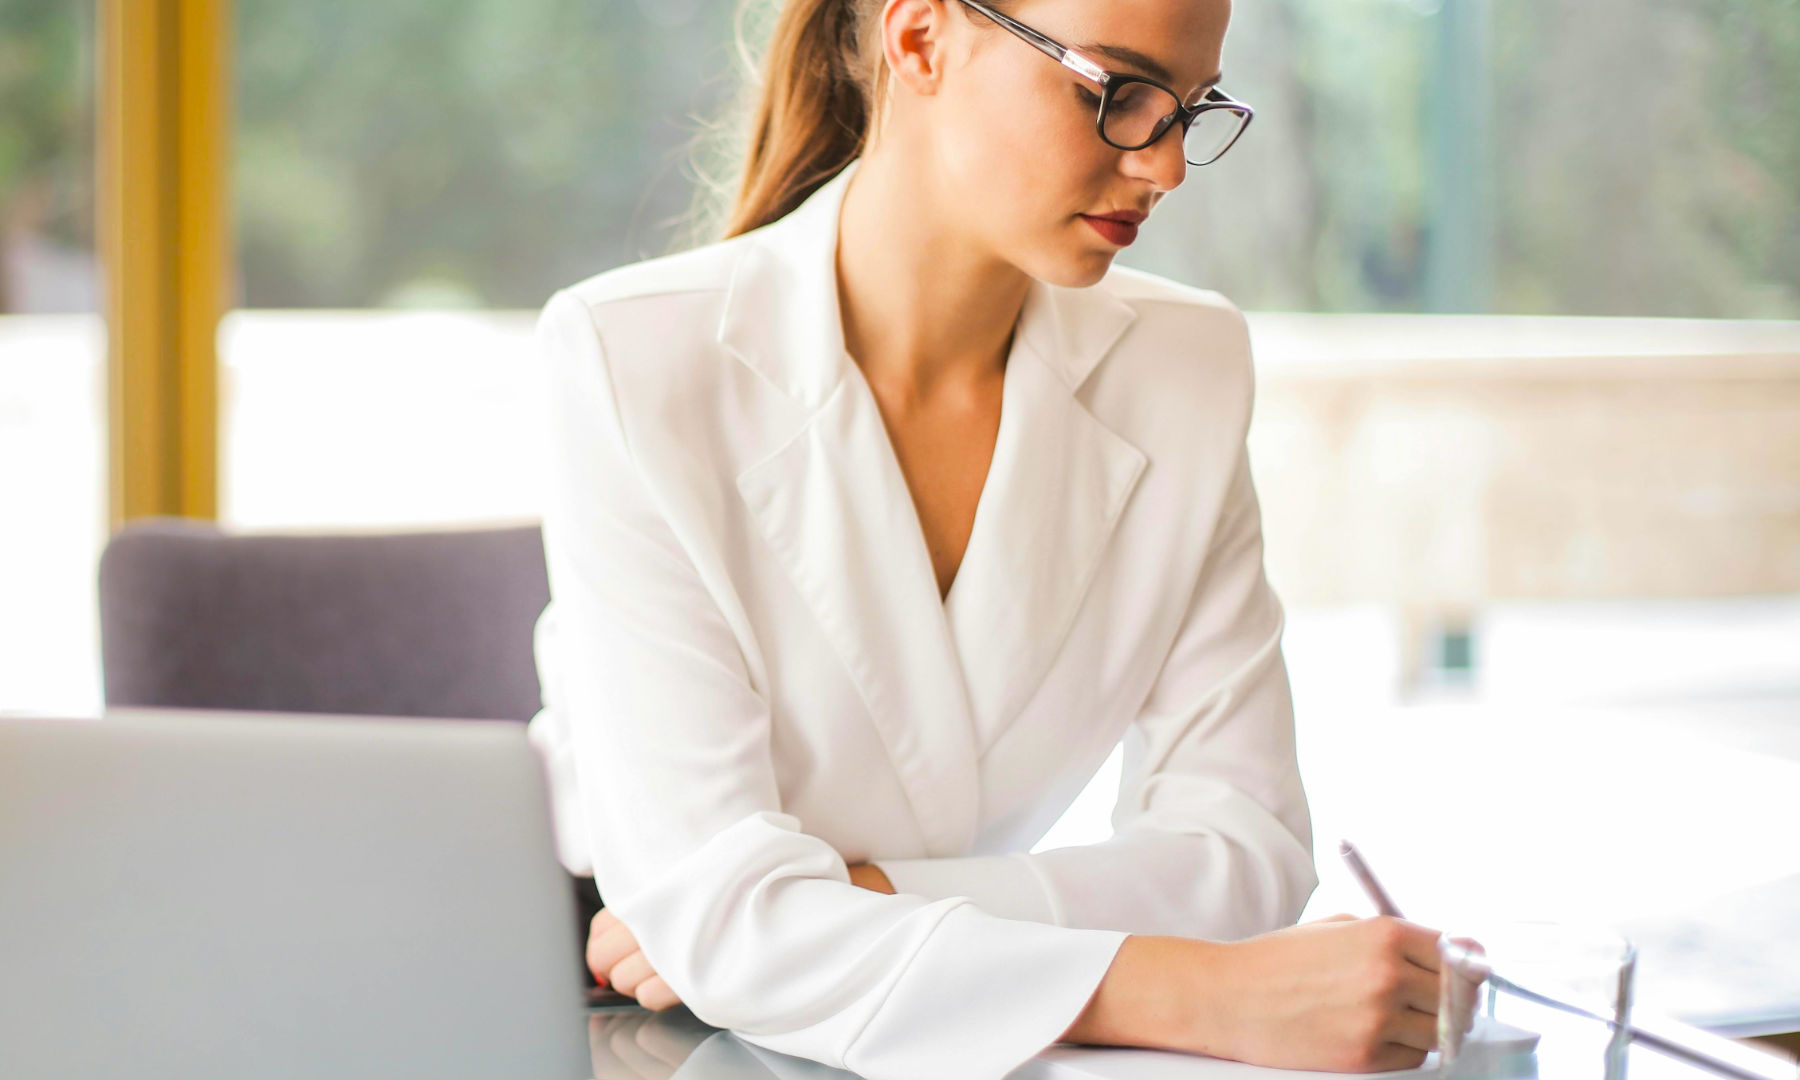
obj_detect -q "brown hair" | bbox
[674,0,1007,247]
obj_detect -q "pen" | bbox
[1335,838,1792,1080]
[1337,839,1404,918]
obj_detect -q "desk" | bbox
[573,698,1800,1078]
[579,1003,1797,1080]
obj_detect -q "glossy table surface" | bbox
[580,1002,1797,1080]
[576,699,1800,1079]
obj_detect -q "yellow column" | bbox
[98,0,231,530]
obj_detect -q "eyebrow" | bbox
[1078,41,1223,95]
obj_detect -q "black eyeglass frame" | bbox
[954,0,1254,166]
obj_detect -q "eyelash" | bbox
[1075,85,1101,107]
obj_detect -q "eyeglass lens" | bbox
[1101,82,1245,164]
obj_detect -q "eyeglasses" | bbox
[955,0,1254,166]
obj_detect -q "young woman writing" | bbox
[526,2,1443,1077]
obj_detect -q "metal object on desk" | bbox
[1341,839,1796,1080]
[1438,922,1637,1080]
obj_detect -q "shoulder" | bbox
[536,235,797,486]
[535,234,764,415]
[544,233,753,332]
[1086,263,1258,439]
[1099,262,1253,369]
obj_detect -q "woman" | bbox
[526,1,1445,1077]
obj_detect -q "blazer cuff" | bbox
[870,851,1060,925]
[735,903,1129,1080]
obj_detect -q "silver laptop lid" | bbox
[0,708,593,1080]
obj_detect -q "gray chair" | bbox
[97,516,551,721]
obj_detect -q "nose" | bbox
[1119,115,1188,192]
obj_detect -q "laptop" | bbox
[0,708,594,1080]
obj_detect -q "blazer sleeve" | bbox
[531,289,1130,1080]
[872,368,1318,943]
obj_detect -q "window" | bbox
[6,4,1795,962]
[221,0,742,529]
[0,0,105,716]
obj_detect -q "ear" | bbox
[878,0,956,98]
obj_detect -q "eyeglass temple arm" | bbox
[957,0,1110,84]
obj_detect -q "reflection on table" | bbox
[587,1006,853,1080]
[583,1002,1797,1080]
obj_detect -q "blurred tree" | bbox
[1129,0,1799,317]
[3,0,1793,316]
[234,0,741,308]
[0,0,94,313]
[1490,0,1800,316]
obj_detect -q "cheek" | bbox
[936,71,1036,177]
[937,74,1112,234]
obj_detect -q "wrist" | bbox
[846,863,894,894]
[1168,937,1237,1059]
[1060,935,1221,1051]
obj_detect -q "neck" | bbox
[834,146,1030,401]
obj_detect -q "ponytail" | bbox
[675,0,1012,248]
[735,0,885,237]
[672,0,884,248]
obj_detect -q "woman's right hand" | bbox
[1065,914,1443,1072]
[1190,914,1443,1071]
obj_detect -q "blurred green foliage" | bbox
[2,0,1795,316]
[232,0,741,309]
[1129,0,1800,316]
[0,0,93,311]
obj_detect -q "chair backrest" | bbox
[98,517,550,721]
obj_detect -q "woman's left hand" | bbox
[587,907,683,1011]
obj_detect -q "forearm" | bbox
[871,821,1315,939]
[1059,934,1213,1052]
[854,867,1206,1051]
[1027,821,1315,938]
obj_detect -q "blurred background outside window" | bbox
[1,0,104,717]
[3,1,1797,965]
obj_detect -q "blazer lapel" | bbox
[723,159,981,857]
[719,156,1148,853]
[945,275,1147,756]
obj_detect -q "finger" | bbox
[1397,963,1438,1015]
[590,906,620,937]
[1310,912,1359,924]
[1394,919,1444,973]
[586,922,641,982]
[1367,1042,1431,1071]
[1384,1007,1438,1053]
[609,948,658,998]
[634,975,682,1012]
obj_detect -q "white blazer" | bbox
[526,155,1316,1080]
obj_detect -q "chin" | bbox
[1039,253,1115,290]
[1009,226,1118,290]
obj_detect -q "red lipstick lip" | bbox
[1087,210,1148,224]
[1081,214,1140,246]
